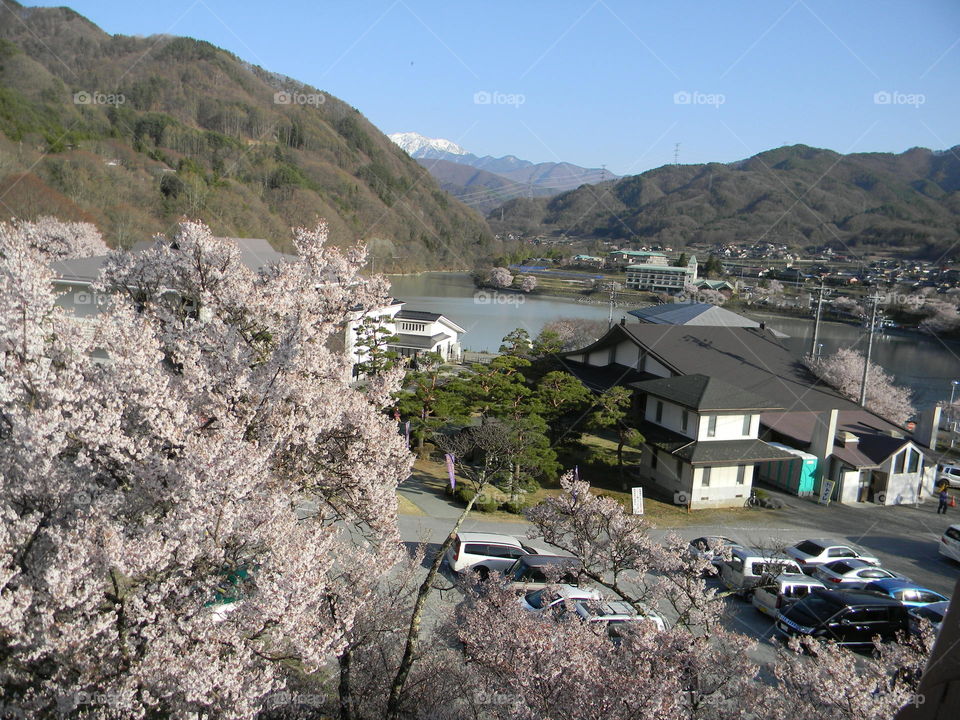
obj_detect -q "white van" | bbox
[446,532,545,578]
[720,547,805,597]
[939,525,960,562]
[751,574,826,617]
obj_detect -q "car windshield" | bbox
[525,590,548,609]
[792,595,839,624]
[794,541,825,556]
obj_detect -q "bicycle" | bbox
[744,491,760,508]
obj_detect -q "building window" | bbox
[707,415,717,438]
[701,467,711,487]
[907,448,920,473]
[742,414,752,435]
[676,457,683,478]
[681,410,689,432]
[736,465,746,484]
[399,321,426,332]
[893,450,905,475]
[655,401,663,423]
[651,449,658,470]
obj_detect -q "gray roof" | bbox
[636,419,796,465]
[563,324,901,433]
[630,374,782,412]
[390,332,451,350]
[628,302,766,329]
[50,256,108,284]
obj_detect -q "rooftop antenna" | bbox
[674,143,681,166]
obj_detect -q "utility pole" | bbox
[810,278,828,357]
[858,294,882,407]
[673,143,681,166]
[607,283,617,329]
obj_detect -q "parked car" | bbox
[520,584,603,614]
[775,588,910,649]
[504,555,583,592]
[719,547,805,597]
[937,464,960,489]
[908,601,950,635]
[861,579,949,607]
[566,599,666,640]
[938,524,960,562]
[785,539,881,572]
[813,559,908,589]
[446,532,545,578]
[752,574,826,617]
[687,536,743,573]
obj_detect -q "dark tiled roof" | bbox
[630,373,782,411]
[561,361,658,393]
[395,309,442,322]
[628,302,759,327]
[635,419,796,465]
[390,332,451,349]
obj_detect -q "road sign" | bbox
[631,486,644,515]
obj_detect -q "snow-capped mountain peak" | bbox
[389,132,468,157]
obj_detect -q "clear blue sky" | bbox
[29,0,960,175]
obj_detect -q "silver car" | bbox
[752,574,826,617]
[813,559,906,589]
[785,539,881,572]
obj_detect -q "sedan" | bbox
[813,559,907,589]
[785,539,880,572]
[862,579,949,607]
[520,584,602,614]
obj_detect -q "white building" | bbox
[624,255,698,293]
[345,300,465,370]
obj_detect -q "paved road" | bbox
[398,477,959,666]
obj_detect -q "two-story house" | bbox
[344,300,465,370]
[628,374,794,509]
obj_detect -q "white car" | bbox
[813,559,907,589]
[939,525,960,562]
[785,539,880,572]
[908,601,950,635]
[751,574,826,617]
[937,465,960,489]
[520,584,603,614]
[446,532,546,578]
[569,599,666,636]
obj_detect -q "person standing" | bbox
[938,486,950,515]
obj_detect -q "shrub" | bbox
[475,496,501,513]
[455,486,476,504]
[502,498,528,514]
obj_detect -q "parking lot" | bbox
[399,480,960,664]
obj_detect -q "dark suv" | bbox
[775,588,909,649]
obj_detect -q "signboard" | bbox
[818,479,836,505]
[631,486,644,515]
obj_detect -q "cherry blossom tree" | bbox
[487,267,514,289]
[518,274,537,293]
[0,216,109,259]
[805,347,915,424]
[920,300,960,335]
[1,219,411,718]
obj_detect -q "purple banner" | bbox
[445,453,456,489]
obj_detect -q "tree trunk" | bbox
[338,649,353,720]
[385,481,486,719]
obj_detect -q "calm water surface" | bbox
[388,273,960,408]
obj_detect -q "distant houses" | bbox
[561,322,933,509]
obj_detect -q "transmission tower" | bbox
[674,143,681,166]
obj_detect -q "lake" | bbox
[388,272,960,408]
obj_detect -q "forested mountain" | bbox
[0,2,494,268]
[489,144,960,258]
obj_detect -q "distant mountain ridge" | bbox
[0,3,493,270]
[389,131,615,213]
[488,144,960,258]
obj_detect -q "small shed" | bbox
[756,443,818,496]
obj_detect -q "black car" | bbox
[775,588,909,649]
